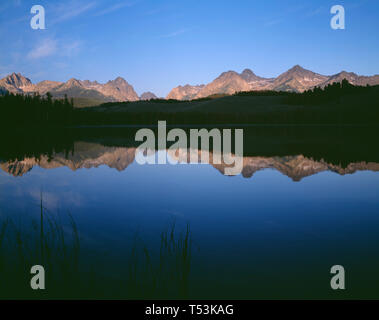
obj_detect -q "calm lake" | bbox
[0,126,378,299]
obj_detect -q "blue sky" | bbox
[0,0,378,96]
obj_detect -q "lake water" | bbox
[0,126,378,299]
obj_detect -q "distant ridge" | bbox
[166,65,379,99]
[2,65,379,104]
[140,91,158,100]
[0,74,139,106]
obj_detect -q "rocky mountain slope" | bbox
[0,73,139,105]
[319,71,379,88]
[166,65,379,99]
[166,84,205,100]
[140,91,158,100]
[269,65,328,92]
[0,73,33,93]
[194,71,252,99]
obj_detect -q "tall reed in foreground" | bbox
[127,222,192,299]
[0,195,82,298]
[0,196,193,299]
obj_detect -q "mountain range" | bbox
[1,65,379,105]
[0,73,139,106]
[167,65,379,100]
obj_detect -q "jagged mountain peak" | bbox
[241,68,256,77]
[329,71,359,81]
[66,78,83,86]
[166,84,205,100]
[2,72,32,87]
[107,76,129,86]
[336,71,358,77]
[277,65,324,80]
[318,70,362,87]
[289,65,315,73]
[242,68,254,74]
[195,70,251,98]
[102,77,138,101]
[140,91,157,100]
[240,68,267,82]
[217,70,240,79]
[272,65,328,92]
[290,64,303,70]
[284,65,313,75]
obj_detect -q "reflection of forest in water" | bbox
[1,126,379,180]
[2,142,379,181]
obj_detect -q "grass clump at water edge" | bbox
[0,195,193,299]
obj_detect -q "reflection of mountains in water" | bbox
[1,142,378,181]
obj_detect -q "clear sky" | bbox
[0,0,378,96]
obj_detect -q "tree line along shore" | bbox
[1,80,378,127]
